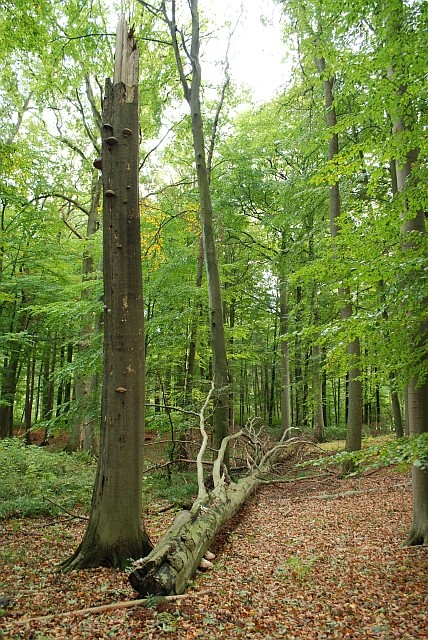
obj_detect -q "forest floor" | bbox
[0,466,427,639]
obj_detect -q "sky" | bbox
[201,0,291,103]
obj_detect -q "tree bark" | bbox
[315,55,362,470]
[312,344,325,442]
[129,471,261,596]
[279,276,292,435]
[161,0,231,456]
[0,300,28,438]
[61,16,152,571]
[384,0,428,545]
[390,374,404,438]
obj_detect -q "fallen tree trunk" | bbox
[129,385,300,597]
[128,471,260,596]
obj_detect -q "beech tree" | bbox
[61,16,152,571]
[137,0,231,454]
[381,0,428,544]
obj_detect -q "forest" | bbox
[0,0,427,638]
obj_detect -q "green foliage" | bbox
[323,424,348,442]
[0,438,95,518]
[301,433,428,474]
[143,469,198,507]
[274,555,318,583]
[144,594,167,610]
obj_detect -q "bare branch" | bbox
[196,381,215,502]
[137,1,164,18]
[36,193,90,217]
[145,403,199,417]
[71,90,100,154]
[140,117,186,170]
[61,211,84,239]
[6,91,33,145]
[207,8,242,178]
[161,0,191,103]
[212,430,242,487]
[57,136,87,161]
[9,590,213,627]
[84,74,102,131]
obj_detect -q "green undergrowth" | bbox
[0,438,199,519]
[0,438,95,518]
[301,433,428,475]
[3,432,420,521]
[142,468,199,508]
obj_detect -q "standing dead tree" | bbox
[61,15,152,572]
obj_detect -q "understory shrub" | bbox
[0,438,95,518]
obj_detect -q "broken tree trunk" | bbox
[129,471,261,596]
[60,15,152,572]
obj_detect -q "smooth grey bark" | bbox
[279,276,292,436]
[315,56,362,470]
[390,374,404,438]
[312,344,325,442]
[394,118,428,546]
[161,0,231,454]
[61,16,152,571]
[384,0,428,545]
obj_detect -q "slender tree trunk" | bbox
[0,302,28,438]
[70,174,102,452]
[279,278,292,435]
[188,4,230,452]
[185,235,204,405]
[390,374,404,438]
[315,56,362,469]
[268,305,278,427]
[163,0,230,458]
[24,343,36,444]
[61,17,152,571]
[41,336,56,444]
[312,345,325,442]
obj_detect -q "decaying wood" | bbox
[128,470,261,596]
[308,488,379,501]
[8,590,213,626]
[128,387,305,597]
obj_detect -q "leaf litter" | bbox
[0,467,427,639]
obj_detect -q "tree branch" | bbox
[84,74,102,132]
[162,0,191,103]
[212,430,242,487]
[9,590,213,626]
[196,381,215,502]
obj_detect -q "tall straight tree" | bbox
[383,0,428,544]
[314,53,362,468]
[138,0,231,454]
[61,16,152,571]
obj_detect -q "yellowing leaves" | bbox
[140,199,200,271]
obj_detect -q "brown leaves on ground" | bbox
[1,467,427,639]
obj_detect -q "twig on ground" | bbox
[8,590,213,626]
[43,496,89,521]
[257,472,332,484]
[302,488,379,501]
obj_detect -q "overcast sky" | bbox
[200,0,290,103]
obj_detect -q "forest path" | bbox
[1,468,427,639]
